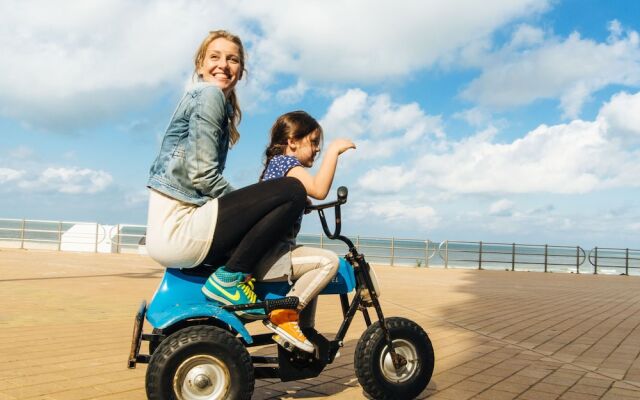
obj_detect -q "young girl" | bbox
[255,111,355,352]
[146,31,307,319]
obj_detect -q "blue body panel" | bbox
[146,268,254,343]
[146,257,356,342]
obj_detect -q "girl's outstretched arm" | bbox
[287,138,355,200]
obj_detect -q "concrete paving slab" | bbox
[2,248,640,399]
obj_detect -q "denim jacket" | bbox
[147,83,234,206]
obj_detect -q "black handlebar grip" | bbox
[220,296,299,313]
[264,296,299,313]
[337,186,348,202]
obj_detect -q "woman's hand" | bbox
[329,138,356,155]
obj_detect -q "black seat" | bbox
[179,263,217,277]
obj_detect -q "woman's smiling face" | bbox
[197,38,243,96]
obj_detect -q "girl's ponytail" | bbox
[260,144,285,180]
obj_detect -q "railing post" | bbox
[320,233,323,248]
[95,223,99,253]
[20,219,25,249]
[626,248,629,276]
[356,235,360,251]
[116,224,121,254]
[576,246,580,274]
[58,221,62,251]
[425,240,430,268]
[594,247,598,274]
[390,237,395,266]
[444,240,449,269]
[544,244,548,273]
[478,241,483,270]
[511,243,516,271]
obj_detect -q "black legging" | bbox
[204,177,306,273]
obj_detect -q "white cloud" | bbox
[418,120,610,193]
[0,168,25,183]
[8,146,34,159]
[508,24,545,48]
[0,0,551,130]
[353,200,438,227]
[489,199,515,216]
[320,89,443,162]
[321,89,369,138]
[599,91,640,143]
[18,167,113,194]
[356,90,640,195]
[359,166,417,194]
[453,107,493,127]
[242,0,550,82]
[125,189,149,207]
[275,79,308,104]
[462,22,640,118]
[0,0,243,129]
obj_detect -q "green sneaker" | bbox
[202,267,265,320]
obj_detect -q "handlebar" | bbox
[305,186,349,241]
[305,186,348,212]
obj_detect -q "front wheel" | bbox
[145,325,254,400]
[354,317,434,400]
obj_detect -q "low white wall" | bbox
[60,224,116,253]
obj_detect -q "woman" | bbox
[145,30,306,318]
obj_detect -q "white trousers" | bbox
[281,246,340,309]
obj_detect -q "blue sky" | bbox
[1,0,639,248]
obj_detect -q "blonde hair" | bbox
[194,30,246,146]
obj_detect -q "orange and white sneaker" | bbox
[264,309,314,353]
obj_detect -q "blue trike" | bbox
[128,187,434,399]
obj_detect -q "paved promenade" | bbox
[2,249,640,399]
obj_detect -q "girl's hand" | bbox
[329,138,356,155]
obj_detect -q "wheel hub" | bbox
[173,355,230,400]
[380,339,419,383]
[193,373,211,389]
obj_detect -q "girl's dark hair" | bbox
[260,111,323,180]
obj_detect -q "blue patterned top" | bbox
[263,155,302,181]
[261,154,304,247]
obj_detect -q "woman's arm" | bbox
[286,139,355,200]
[187,85,234,198]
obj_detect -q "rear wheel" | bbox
[354,317,434,400]
[145,325,254,400]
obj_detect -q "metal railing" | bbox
[114,224,147,253]
[0,218,146,254]
[297,234,438,267]
[438,240,587,273]
[1,218,637,275]
[588,247,640,275]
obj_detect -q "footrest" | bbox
[221,296,299,313]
